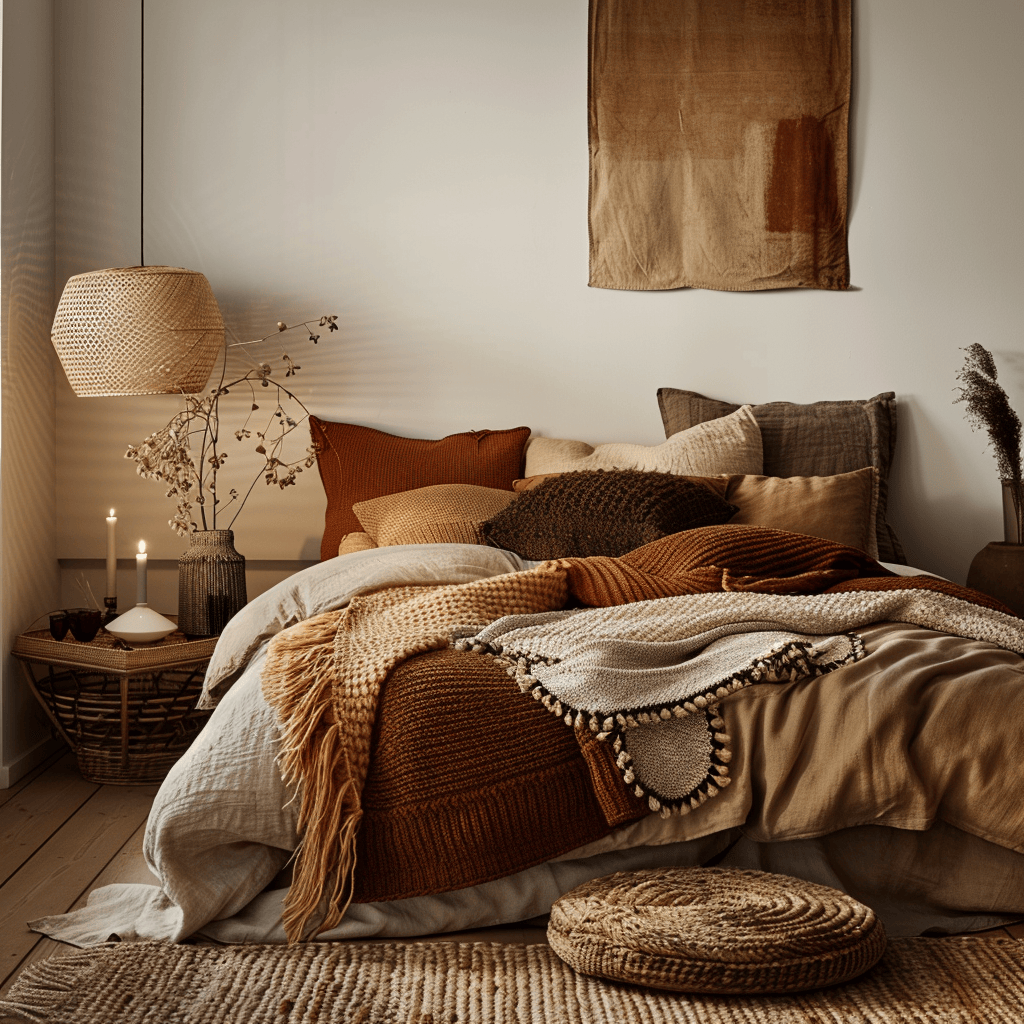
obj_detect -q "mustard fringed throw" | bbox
[261,571,568,942]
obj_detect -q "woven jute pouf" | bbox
[548,866,887,994]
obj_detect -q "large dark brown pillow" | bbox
[656,389,904,563]
[481,469,739,560]
[310,418,530,561]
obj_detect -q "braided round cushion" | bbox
[548,867,887,994]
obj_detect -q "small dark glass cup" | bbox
[68,607,102,643]
[48,610,69,641]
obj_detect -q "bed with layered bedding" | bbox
[32,389,1024,948]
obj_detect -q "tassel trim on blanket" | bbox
[453,632,866,816]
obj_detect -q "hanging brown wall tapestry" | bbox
[589,0,852,292]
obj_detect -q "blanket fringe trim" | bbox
[453,633,865,816]
[261,611,358,943]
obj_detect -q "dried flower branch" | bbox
[126,316,335,536]
[954,343,1023,541]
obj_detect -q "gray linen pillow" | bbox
[656,389,904,564]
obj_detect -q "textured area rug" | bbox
[2,938,1024,1023]
[589,0,851,292]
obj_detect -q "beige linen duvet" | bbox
[29,546,1024,948]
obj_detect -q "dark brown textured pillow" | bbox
[481,469,739,560]
[310,418,530,561]
[656,389,904,563]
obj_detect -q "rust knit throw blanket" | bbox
[353,647,646,905]
[589,0,852,291]
[262,570,568,941]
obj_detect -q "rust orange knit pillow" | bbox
[310,418,530,560]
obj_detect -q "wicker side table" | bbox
[13,626,218,785]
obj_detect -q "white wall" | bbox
[47,0,1024,597]
[1,0,61,784]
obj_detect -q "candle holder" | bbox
[103,596,118,626]
[105,604,177,644]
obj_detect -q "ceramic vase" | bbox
[177,529,246,636]
[966,482,1024,616]
[1001,479,1023,545]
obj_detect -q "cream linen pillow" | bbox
[524,405,762,478]
[723,467,879,558]
[352,483,517,548]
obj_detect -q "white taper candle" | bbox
[136,541,148,606]
[106,510,117,598]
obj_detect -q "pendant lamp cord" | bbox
[140,0,145,267]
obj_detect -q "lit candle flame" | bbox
[138,541,146,554]
[109,509,115,517]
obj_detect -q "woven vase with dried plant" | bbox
[954,343,1023,545]
[125,314,337,635]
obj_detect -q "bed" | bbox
[31,389,1024,948]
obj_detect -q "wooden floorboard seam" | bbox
[0,782,155,991]
[0,747,68,810]
[0,762,101,888]
[1,819,153,995]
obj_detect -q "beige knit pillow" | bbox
[524,405,762,478]
[352,483,517,548]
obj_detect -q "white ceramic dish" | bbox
[105,604,178,644]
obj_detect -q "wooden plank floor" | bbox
[0,750,159,997]
[0,749,548,1000]
[1,750,1021,1003]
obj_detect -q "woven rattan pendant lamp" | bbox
[52,266,223,396]
[50,2,224,397]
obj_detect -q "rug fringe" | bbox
[0,948,118,1023]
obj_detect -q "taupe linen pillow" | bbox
[525,405,762,478]
[657,390,903,563]
[481,469,739,560]
[723,468,878,558]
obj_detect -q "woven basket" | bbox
[548,867,887,994]
[51,265,224,397]
[32,664,210,785]
[14,629,218,785]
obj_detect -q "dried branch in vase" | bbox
[954,343,1023,543]
[126,315,338,536]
